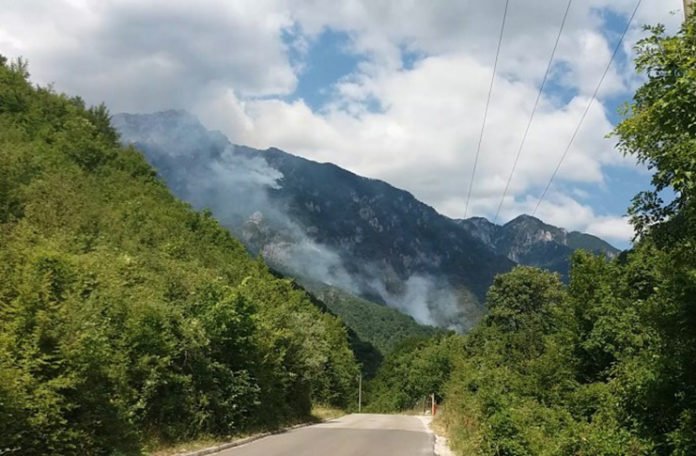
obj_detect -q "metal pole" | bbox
[686,0,694,20]
[358,374,362,413]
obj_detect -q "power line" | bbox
[532,0,643,217]
[464,0,510,218]
[493,0,573,223]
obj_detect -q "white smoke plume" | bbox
[113,111,478,330]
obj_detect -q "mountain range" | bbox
[457,215,619,278]
[112,110,620,331]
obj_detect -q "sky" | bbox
[0,0,686,248]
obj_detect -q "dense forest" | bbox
[1,13,694,456]
[0,56,361,454]
[366,18,696,455]
[306,283,441,354]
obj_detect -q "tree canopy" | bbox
[0,57,359,455]
[367,17,696,455]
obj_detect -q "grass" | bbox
[146,407,346,455]
[146,436,228,456]
[431,412,448,436]
[310,405,346,421]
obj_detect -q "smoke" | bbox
[114,111,361,288]
[365,271,473,331]
[256,221,359,293]
[113,111,477,330]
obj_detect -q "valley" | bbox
[113,110,619,334]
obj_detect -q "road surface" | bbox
[218,414,435,456]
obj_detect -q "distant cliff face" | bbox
[456,214,620,277]
[113,110,620,329]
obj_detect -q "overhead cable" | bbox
[494,0,573,223]
[532,0,643,217]
[464,0,511,218]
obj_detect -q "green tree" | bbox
[0,56,359,455]
[610,17,696,454]
[615,19,696,241]
[366,335,459,412]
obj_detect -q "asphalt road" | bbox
[218,414,435,456]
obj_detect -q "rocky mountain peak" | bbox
[458,215,620,277]
[113,110,621,328]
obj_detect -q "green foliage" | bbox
[309,283,439,353]
[614,19,696,239]
[366,335,459,412]
[610,16,696,455]
[436,237,692,455]
[384,17,696,456]
[0,57,358,455]
[440,268,593,456]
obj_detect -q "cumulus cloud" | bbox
[586,217,635,242]
[0,0,297,111]
[524,193,635,243]
[0,0,684,245]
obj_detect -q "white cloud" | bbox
[201,54,619,217]
[0,0,297,111]
[515,192,632,243]
[586,216,635,242]
[0,0,683,245]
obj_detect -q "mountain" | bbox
[0,62,360,454]
[456,214,620,277]
[112,110,620,330]
[313,285,441,353]
[112,111,515,330]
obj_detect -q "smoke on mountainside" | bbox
[114,112,473,330]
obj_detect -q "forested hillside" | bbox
[113,109,622,334]
[366,19,696,455]
[0,56,359,455]
[113,111,513,330]
[306,283,441,355]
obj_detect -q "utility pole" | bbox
[358,374,362,413]
[686,0,694,20]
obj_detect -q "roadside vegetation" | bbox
[366,18,696,455]
[0,56,359,455]
[1,13,693,456]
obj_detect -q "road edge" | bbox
[418,416,455,456]
[174,421,322,456]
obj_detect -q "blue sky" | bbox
[0,0,684,248]
[274,3,667,248]
[286,29,362,111]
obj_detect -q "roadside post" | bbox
[358,374,362,413]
